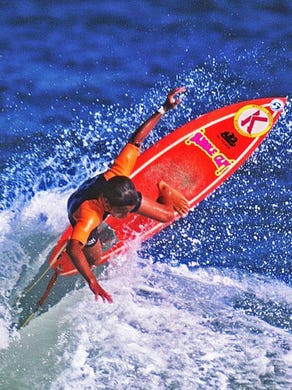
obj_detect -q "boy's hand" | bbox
[89,278,113,303]
[163,86,186,112]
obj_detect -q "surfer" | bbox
[67,87,189,303]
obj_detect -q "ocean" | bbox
[0,0,291,389]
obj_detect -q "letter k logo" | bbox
[240,110,268,134]
[234,105,273,138]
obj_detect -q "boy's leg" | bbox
[136,181,189,223]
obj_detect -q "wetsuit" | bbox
[68,143,141,247]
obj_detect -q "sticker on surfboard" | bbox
[233,104,274,138]
[185,129,235,176]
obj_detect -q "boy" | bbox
[67,87,189,303]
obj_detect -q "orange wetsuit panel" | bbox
[104,143,139,180]
[71,143,139,245]
[71,199,104,245]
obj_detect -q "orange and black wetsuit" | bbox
[67,143,141,247]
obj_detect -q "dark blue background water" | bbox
[0,1,291,388]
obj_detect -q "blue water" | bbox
[0,1,291,389]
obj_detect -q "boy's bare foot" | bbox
[158,181,189,216]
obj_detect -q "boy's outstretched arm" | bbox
[129,86,186,147]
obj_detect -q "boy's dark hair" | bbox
[103,176,140,208]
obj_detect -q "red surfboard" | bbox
[50,97,287,276]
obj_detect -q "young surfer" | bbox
[67,87,189,303]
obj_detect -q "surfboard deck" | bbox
[14,96,287,328]
[50,96,287,276]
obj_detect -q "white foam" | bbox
[0,210,13,238]
[0,319,10,350]
[19,189,69,233]
[1,251,291,388]
[40,257,292,389]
